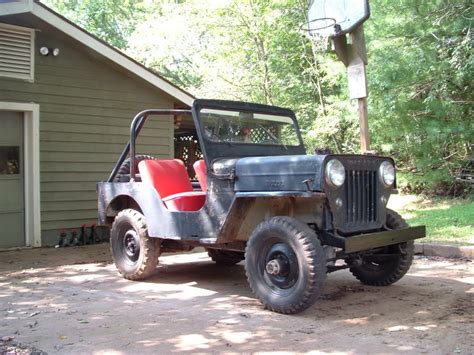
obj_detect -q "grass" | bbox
[388,194,474,245]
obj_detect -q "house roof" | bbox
[0,0,195,106]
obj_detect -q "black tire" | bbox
[207,249,245,266]
[349,209,415,286]
[114,154,156,182]
[245,217,326,314]
[110,209,160,280]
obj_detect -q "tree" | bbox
[41,0,146,49]
[366,0,473,192]
[41,0,473,194]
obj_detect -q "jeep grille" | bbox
[345,169,378,225]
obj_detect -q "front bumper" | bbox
[321,226,426,253]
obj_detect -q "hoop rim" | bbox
[300,17,337,33]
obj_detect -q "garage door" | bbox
[0,111,24,248]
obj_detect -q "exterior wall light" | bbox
[39,47,60,56]
[39,46,49,56]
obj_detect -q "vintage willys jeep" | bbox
[97,99,425,314]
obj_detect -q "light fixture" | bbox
[39,46,49,56]
[39,47,60,57]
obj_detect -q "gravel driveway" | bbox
[1,244,472,354]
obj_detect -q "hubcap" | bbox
[266,259,283,275]
[123,230,140,262]
[263,242,298,289]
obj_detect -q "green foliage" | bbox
[366,0,473,192]
[43,0,473,194]
[41,0,146,49]
[125,0,357,153]
[215,1,324,143]
[395,195,474,245]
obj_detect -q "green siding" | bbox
[0,21,178,243]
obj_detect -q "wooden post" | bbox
[332,25,370,153]
[351,26,370,153]
[358,97,370,152]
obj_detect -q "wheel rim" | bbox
[122,229,140,263]
[262,242,299,289]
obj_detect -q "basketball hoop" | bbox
[306,17,337,32]
[300,17,338,53]
[303,0,372,152]
[307,31,331,53]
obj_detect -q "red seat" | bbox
[193,159,207,191]
[162,191,206,211]
[138,159,205,211]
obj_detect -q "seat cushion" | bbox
[193,159,207,191]
[138,159,193,198]
[163,191,206,211]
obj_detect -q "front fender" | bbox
[216,191,327,243]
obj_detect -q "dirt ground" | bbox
[0,244,472,354]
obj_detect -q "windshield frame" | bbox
[192,99,306,166]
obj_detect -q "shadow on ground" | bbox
[0,244,472,353]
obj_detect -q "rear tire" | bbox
[245,217,326,314]
[207,249,245,266]
[110,209,160,280]
[349,209,414,286]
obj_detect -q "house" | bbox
[0,0,195,248]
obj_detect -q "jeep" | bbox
[97,99,425,314]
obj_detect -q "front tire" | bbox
[245,217,326,314]
[110,209,160,280]
[349,209,415,286]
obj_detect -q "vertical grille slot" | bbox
[345,169,377,225]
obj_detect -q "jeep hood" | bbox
[232,155,326,192]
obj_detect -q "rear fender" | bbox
[98,182,167,231]
[97,182,223,239]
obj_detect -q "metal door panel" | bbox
[0,111,24,248]
[0,177,23,211]
[0,212,24,248]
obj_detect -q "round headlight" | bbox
[325,159,345,187]
[379,161,395,187]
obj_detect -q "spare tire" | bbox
[114,154,156,182]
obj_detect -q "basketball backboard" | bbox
[307,0,370,37]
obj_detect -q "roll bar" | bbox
[107,109,192,182]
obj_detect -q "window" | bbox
[0,23,35,81]
[199,109,301,147]
[0,146,20,175]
